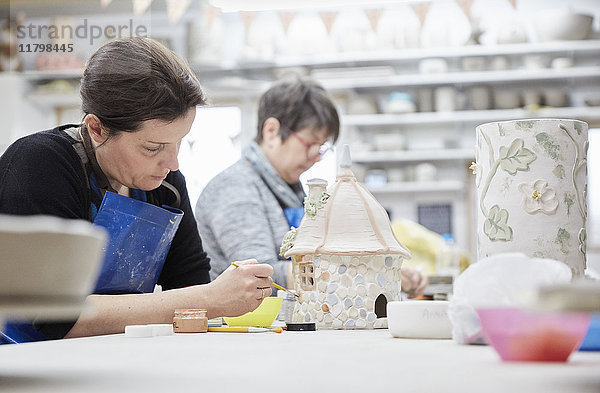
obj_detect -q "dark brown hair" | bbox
[256,76,340,144]
[80,37,206,135]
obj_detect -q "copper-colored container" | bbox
[173,309,208,333]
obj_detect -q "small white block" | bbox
[150,324,174,336]
[125,325,153,338]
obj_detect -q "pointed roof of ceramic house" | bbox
[284,145,411,258]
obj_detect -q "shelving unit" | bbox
[27,92,81,107]
[9,38,599,256]
[366,180,465,194]
[321,66,600,91]
[197,40,600,74]
[353,149,474,163]
[343,107,600,127]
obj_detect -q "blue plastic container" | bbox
[579,313,600,351]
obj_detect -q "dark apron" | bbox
[92,191,183,294]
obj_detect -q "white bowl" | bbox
[0,215,107,318]
[533,10,593,41]
[387,300,453,339]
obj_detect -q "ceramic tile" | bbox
[326,293,339,305]
[385,256,393,267]
[354,296,364,307]
[348,266,357,277]
[357,285,367,297]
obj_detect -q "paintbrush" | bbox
[231,262,299,298]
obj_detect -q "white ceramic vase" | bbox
[475,119,588,275]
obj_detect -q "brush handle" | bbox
[208,327,268,333]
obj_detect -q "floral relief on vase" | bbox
[479,130,537,242]
[518,179,558,215]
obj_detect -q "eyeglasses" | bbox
[280,124,334,159]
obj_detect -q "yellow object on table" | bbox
[223,297,283,327]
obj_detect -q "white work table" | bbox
[0,329,598,393]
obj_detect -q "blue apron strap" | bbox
[283,207,304,230]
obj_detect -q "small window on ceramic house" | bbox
[299,262,316,290]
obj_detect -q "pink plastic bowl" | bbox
[476,308,590,362]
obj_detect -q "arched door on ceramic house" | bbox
[375,293,388,318]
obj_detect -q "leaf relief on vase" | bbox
[563,193,575,216]
[478,131,518,241]
[552,164,565,179]
[515,120,536,131]
[498,138,537,175]
[483,204,513,241]
[498,123,506,136]
[554,228,571,255]
[517,179,559,215]
[535,132,562,161]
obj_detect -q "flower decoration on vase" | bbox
[518,180,558,215]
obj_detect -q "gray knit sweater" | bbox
[195,142,305,286]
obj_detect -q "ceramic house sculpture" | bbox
[281,146,411,329]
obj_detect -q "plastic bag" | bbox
[448,252,572,344]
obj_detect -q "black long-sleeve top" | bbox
[0,125,211,339]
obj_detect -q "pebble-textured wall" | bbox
[292,254,404,329]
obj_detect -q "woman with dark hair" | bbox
[0,37,272,343]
